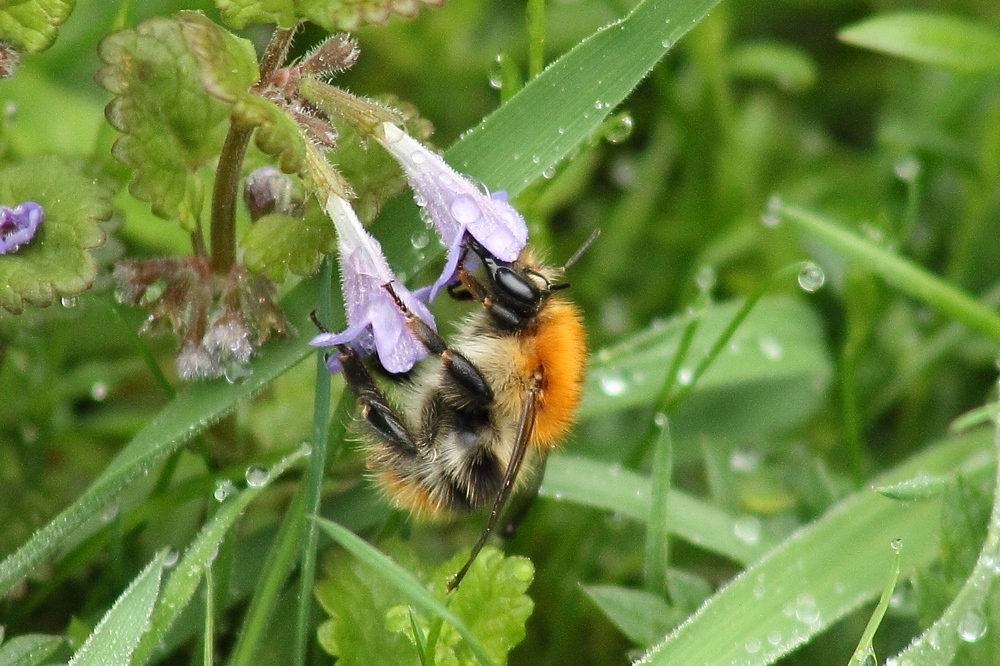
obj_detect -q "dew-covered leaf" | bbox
[67,551,166,666]
[940,475,992,584]
[0,633,64,666]
[242,210,336,282]
[95,17,231,230]
[839,11,1000,72]
[177,10,259,103]
[216,0,445,31]
[582,296,832,444]
[0,156,111,314]
[0,0,74,53]
[583,585,682,647]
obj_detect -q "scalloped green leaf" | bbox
[0,0,74,53]
[215,0,445,31]
[0,157,110,314]
[242,211,335,282]
[177,10,259,103]
[231,93,308,174]
[95,17,231,230]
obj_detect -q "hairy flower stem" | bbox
[209,25,298,275]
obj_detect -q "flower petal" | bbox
[0,201,43,254]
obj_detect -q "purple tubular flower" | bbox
[375,122,528,300]
[309,193,435,374]
[0,202,43,254]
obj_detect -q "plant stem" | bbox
[208,26,298,275]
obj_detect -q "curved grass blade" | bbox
[131,446,310,666]
[68,551,167,666]
[634,429,991,665]
[313,517,496,666]
[847,540,901,666]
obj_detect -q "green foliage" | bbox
[0,633,64,666]
[0,156,110,313]
[0,0,75,52]
[95,16,231,230]
[242,211,336,282]
[216,0,446,32]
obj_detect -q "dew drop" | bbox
[795,594,820,624]
[894,155,920,182]
[653,412,667,427]
[761,194,782,227]
[410,149,427,165]
[734,516,761,545]
[745,638,761,654]
[797,263,825,292]
[758,335,783,360]
[542,166,556,179]
[410,231,430,249]
[730,449,760,473]
[245,465,269,487]
[599,371,628,396]
[958,609,987,642]
[214,479,235,502]
[102,504,119,522]
[60,296,78,308]
[299,441,313,457]
[677,367,693,386]
[90,382,108,401]
[163,550,179,567]
[450,194,482,224]
[768,631,781,646]
[604,114,634,144]
[660,39,671,48]
[695,265,716,292]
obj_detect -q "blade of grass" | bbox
[634,428,991,665]
[847,540,901,666]
[775,201,1000,344]
[540,453,768,565]
[644,416,673,596]
[313,517,497,666]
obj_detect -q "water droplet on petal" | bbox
[958,609,987,642]
[450,194,481,224]
[797,263,825,292]
[245,465,269,487]
[410,149,427,165]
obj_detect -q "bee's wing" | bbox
[447,369,542,593]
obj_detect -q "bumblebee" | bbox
[332,234,587,590]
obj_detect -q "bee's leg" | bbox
[334,344,418,453]
[383,283,494,407]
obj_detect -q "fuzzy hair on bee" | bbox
[329,233,587,590]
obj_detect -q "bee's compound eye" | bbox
[493,266,540,308]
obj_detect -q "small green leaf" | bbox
[242,211,335,282]
[0,156,111,314]
[68,551,166,666]
[839,12,1000,72]
[876,472,950,502]
[0,633,64,666]
[95,17,231,230]
[177,10,259,103]
[0,0,74,52]
[232,94,308,175]
[214,0,297,29]
[427,547,534,665]
[583,585,682,646]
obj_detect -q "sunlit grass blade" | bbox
[540,453,768,565]
[68,551,167,666]
[131,446,309,666]
[839,11,1000,72]
[847,540,901,666]
[313,517,497,666]
[0,276,319,599]
[775,201,1000,344]
[634,429,991,665]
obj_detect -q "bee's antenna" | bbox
[561,228,601,270]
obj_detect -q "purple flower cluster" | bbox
[0,202,43,254]
[310,123,529,374]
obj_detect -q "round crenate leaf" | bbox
[0,156,111,314]
[0,0,75,53]
[215,0,445,32]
